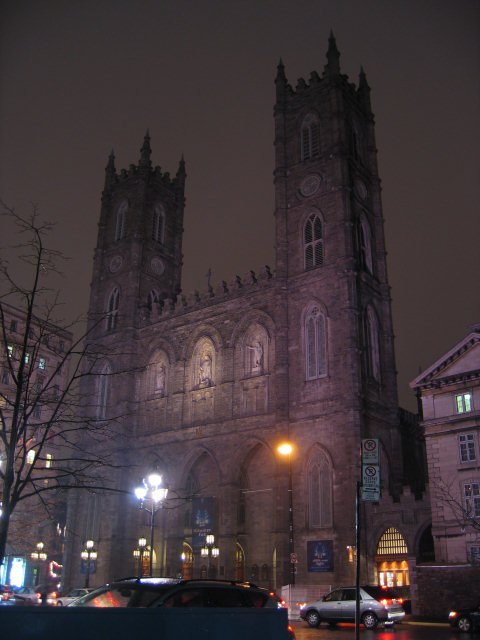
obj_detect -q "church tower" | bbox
[87,132,186,337]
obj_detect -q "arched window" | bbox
[358,216,373,274]
[305,306,327,380]
[115,200,128,241]
[307,450,332,527]
[301,113,320,161]
[106,288,119,332]
[97,363,111,420]
[153,203,165,243]
[304,214,323,269]
[235,544,245,581]
[364,306,380,381]
[147,290,159,313]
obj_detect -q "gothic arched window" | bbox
[305,306,327,380]
[106,288,119,332]
[115,200,128,241]
[364,306,380,382]
[97,363,111,420]
[153,203,165,243]
[358,216,373,274]
[308,450,332,527]
[301,113,320,161]
[304,214,323,270]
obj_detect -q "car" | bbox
[449,602,480,633]
[0,585,13,603]
[56,588,93,606]
[15,586,41,605]
[70,578,295,638]
[388,585,411,614]
[36,583,60,606]
[299,585,405,629]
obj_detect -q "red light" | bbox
[380,598,393,605]
[397,597,404,604]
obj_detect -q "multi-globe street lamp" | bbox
[80,539,97,588]
[278,442,295,586]
[201,534,219,578]
[134,472,168,577]
[30,541,47,586]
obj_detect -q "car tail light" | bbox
[36,592,42,599]
[397,597,404,604]
[380,598,393,605]
[449,611,458,620]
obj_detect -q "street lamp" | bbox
[80,539,97,588]
[134,472,168,577]
[278,442,295,586]
[201,534,219,578]
[30,541,47,586]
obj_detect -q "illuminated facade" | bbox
[63,37,430,598]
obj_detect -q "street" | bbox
[291,620,479,640]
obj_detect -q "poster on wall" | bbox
[192,496,214,550]
[307,540,334,572]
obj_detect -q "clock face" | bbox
[150,257,165,275]
[109,255,123,273]
[300,174,322,197]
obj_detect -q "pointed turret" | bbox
[324,30,340,77]
[358,66,372,112]
[175,154,186,192]
[139,130,152,173]
[275,58,288,102]
[103,149,116,193]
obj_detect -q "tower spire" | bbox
[358,66,372,111]
[275,58,288,102]
[103,149,116,192]
[139,130,152,172]
[325,30,340,77]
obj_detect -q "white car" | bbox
[56,588,93,606]
[16,586,41,605]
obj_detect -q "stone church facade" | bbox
[63,37,430,598]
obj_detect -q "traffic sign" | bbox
[362,439,379,464]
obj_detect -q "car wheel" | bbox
[457,616,472,632]
[56,601,63,606]
[306,610,321,627]
[361,612,378,630]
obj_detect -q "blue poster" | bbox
[307,540,334,572]
[192,497,214,550]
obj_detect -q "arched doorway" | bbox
[235,543,245,581]
[181,543,194,579]
[375,527,409,587]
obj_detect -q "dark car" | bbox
[299,585,405,629]
[449,602,480,633]
[388,585,411,614]
[70,577,295,638]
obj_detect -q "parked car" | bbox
[56,588,93,606]
[36,584,60,606]
[449,602,480,633]
[15,586,41,605]
[70,578,295,638]
[388,585,411,614]
[299,585,405,629]
[0,585,13,603]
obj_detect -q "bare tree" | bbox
[0,203,131,570]
[432,477,480,534]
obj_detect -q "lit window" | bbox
[304,214,323,269]
[459,434,476,462]
[10,320,17,333]
[456,393,472,414]
[464,483,480,519]
[24,353,30,364]
[38,357,46,370]
[305,306,327,380]
[7,345,14,358]
[301,113,320,161]
[46,453,52,469]
[27,450,35,464]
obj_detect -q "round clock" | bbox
[150,257,165,275]
[109,255,123,273]
[300,174,322,197]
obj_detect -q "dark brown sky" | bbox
[1,0,479,411]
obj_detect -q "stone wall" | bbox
[415,564,480,618]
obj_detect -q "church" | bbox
[63,36,431,600]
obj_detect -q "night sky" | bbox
[1,0,479,412]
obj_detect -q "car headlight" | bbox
[449,611,458,620]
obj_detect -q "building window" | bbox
[38,357,46,370]
[358,216,373,274]
[364,306,380,382]
[153,204,165,243]
[456,392,472,414]
[301,113,320,161]
[7,345,14,358]
[33,405,42,419]
[469,546,480,564]
[9,320,17,333]
[459,434,476,462]
[106,288,119,332]
[97,364,111,420]
[46,453,52,468]
[27,449,35,465]
[304,214,323,269]
[305,306,327,380]
[1,370,9,385]
[307,450,332,527]
[464,483,480,519]
[115,200,128,241]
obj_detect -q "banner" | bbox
[307,540,334,572]
[192,497,214,550]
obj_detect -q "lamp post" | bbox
[80,539,97,588]
[278,443,295,586]
[30,541,47,586]
[201,534,219,578]
[134,472,168,577]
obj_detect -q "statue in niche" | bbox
[199,350,213,387]
[155,362,166,395]
[246,338,264,374]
